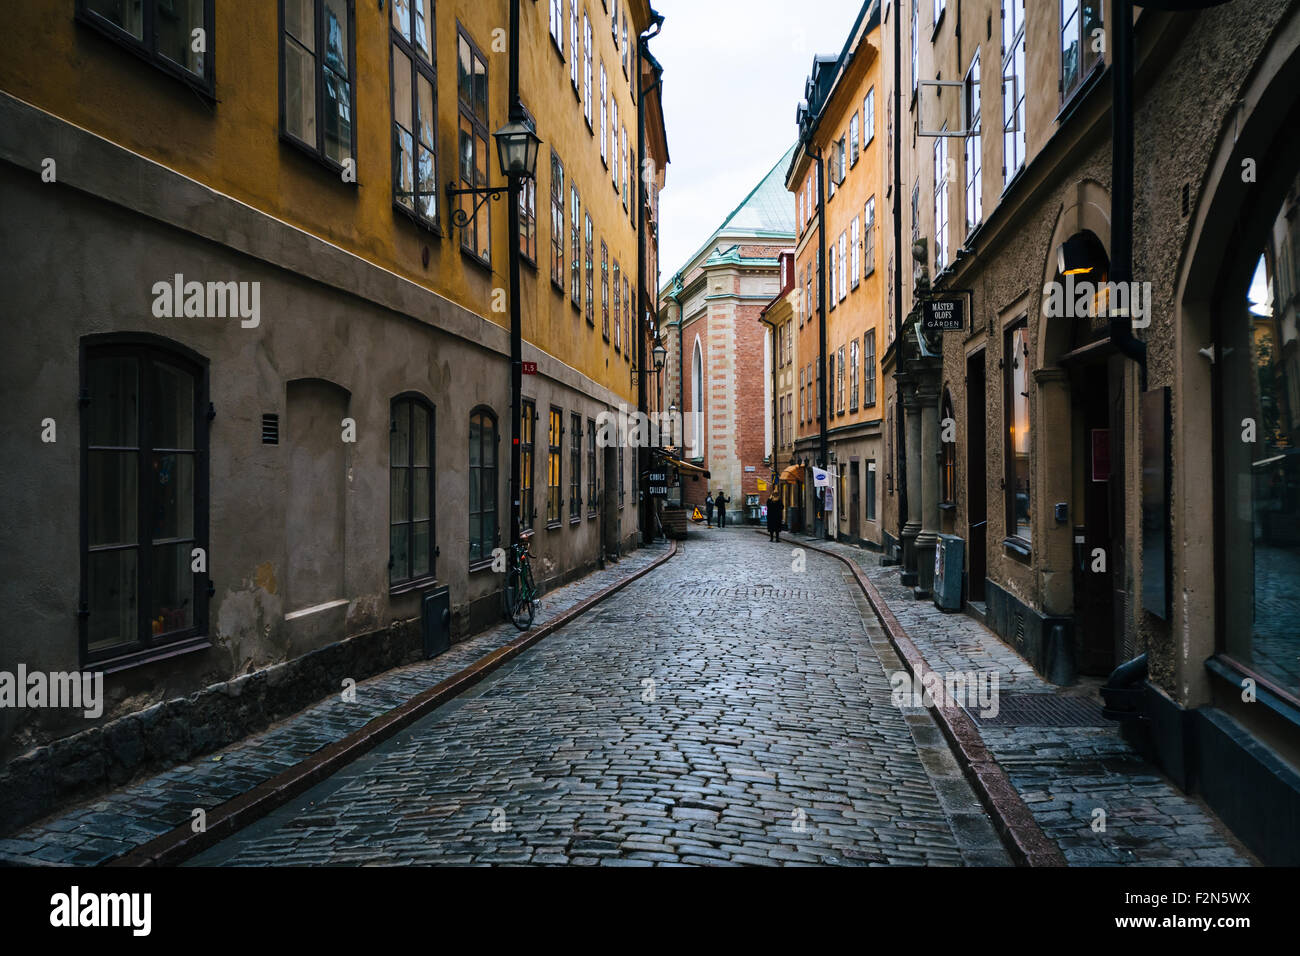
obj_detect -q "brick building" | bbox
[659,148,795,524]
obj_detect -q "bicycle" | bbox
[502,528,539,631]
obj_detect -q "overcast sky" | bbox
[652,0,867,277]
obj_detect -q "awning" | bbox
[655,450,711,479]
[780,464,805,484]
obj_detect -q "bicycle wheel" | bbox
[509,563,535,631]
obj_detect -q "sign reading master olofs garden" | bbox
[921,299,964,333]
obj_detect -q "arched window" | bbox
[81,336,209,666]
[691,337,703,456]
[941,390,957,505]
[391,395,435,586]
[469,407,498,564]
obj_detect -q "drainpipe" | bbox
[636,14,663,545]
[508,0,523,552]
[892,0,907,549]
[1109,0,1147,391]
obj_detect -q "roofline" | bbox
[662,144,798,285]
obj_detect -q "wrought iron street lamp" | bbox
[445,119,542,232]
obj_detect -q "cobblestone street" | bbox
[190,528,1008,866]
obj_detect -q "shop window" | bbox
[1004,321,1031,544]
[391,395,435,585]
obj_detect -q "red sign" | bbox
[522,361,538,375]
[1091,429,1111,482]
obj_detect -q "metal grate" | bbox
[261,413,279,444]
[966,693,1107,727]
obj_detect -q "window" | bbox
[1061,1,1103,103]
[866,461,877,521]
[623,276,631,360]
[611,101,620,187]
[79,0,213,92]
[456,29,490,259]
[547,407,562,526]
[850,339,860,410]
[864,196,876,276]
[837,347,846,414]
[586,418,598,513]
[571,184,582,307]
[965,50,983,233]
[864,87,875,145]
[571,1,580,90]
[551,152,566,287]
[934,133,950,272]
[601,240,610,339]
[864,329,877,407]
[1005,322,1031,543]
[827,353,836,417]
[390,0,437,227]
[1221,248,1300,699]
[390,395,435,586]
[585,212,595,324]
[612,261,622,351]
[829,242,837,306]
[799,367,805,423]
[851,216,861,289]
[622,12,629,74]
[850,112,860,167]
[550,0,564,52]
[583,13,593,127]
[519,175,537,264]
[911,0,919,97]
[941,391,956,505]
[621,127,629,207]
[618,445,625,507]
[838,232,848,302]
[570,412,583,520]
[81,339,208,665]
[1003,0,1026,186]
[469,407,498,564]
[600,64,608,164]
[281,0,355,172]
[520,398,536,530]
[935,0,946,26]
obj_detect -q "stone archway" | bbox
[1033,181,1113,625]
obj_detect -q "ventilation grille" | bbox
[261,414,279,445]
[967,693,1107,727]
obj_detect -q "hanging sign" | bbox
[922,299,964,333]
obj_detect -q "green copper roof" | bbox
[667,144,797,283]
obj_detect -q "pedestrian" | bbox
[704,492,715,528]
[767,492,784,542]
[716,491,729,528]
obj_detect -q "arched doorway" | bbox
[1039,183,1122,676]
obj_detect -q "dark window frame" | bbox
[79,333,211,671]
[76,0,216,99]
[570,412,583,522]
[546,406,563,528]
[520,398,537,530]
[468,405,499,568]
[279,0,358,178]
[587,417,598,515]
[551,150,566,290]
[1003,318,1032,552]
[390,393,437,589]
[456,24,492,265]
[1060,0,1104,107]
[390,0,440,233]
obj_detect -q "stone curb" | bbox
[775,532,1066,867]
[110,541,679,867]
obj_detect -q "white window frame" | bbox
[965,50,983,233]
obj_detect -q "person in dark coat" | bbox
[767,492,785,542]
[704,492,715,527]
[716,491,729,528]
